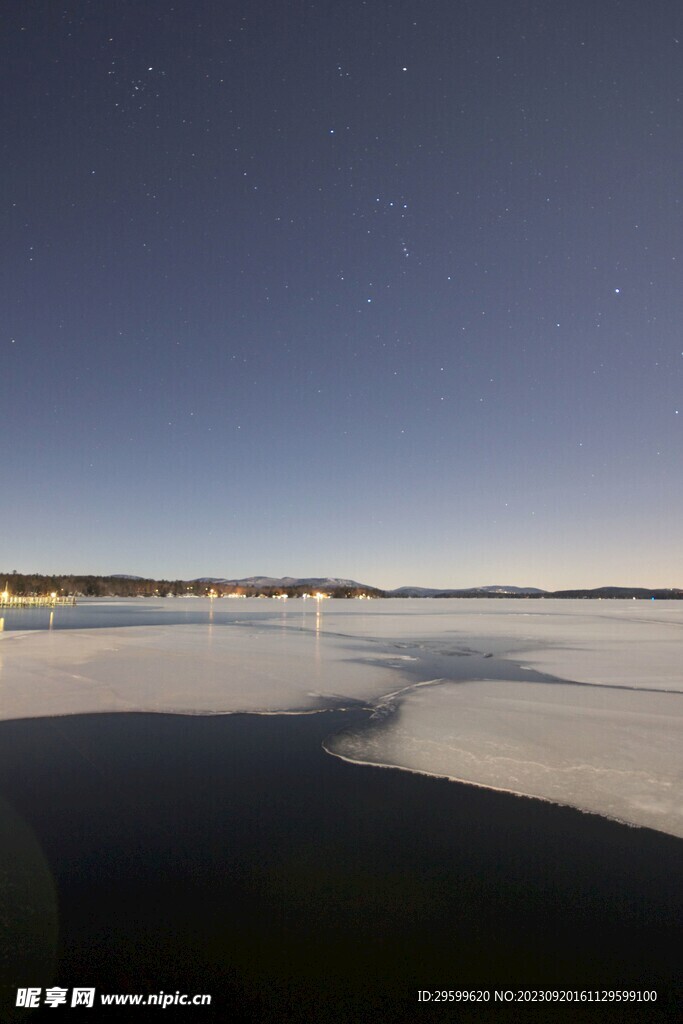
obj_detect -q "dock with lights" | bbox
[0,591,77,608]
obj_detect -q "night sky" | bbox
[3,0,682,589]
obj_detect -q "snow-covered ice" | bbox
[0,623,398,717]
[327,679,683,838]
[1,598,681,837]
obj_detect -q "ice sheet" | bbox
[0,624,399,718]
[318,599,683,691]
[327,680,683,838]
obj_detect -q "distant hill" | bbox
[547,586,683,599]
[478,585,547,594]
[388,585,547,598]
[388,587,444,597]
[194,575,374,592]
[2,572,680,600]
[386,585,682,599]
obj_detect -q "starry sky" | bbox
[2,0,682,589]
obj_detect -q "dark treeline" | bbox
[398,587,682,600]
[0,572,382,599]
[544,586,683,600]
[1,573,680,600]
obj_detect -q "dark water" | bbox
[0,711,680,1023]
[0,600,261,632]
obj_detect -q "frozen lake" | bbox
[1,598,681,837]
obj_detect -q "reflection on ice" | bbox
[0,599,681,837]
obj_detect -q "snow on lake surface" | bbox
[328,680,683,839]
[1,598,681,837]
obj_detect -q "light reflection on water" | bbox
[0,598,243,632]
[0,596,338,635]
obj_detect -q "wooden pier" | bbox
[0,594,77,609]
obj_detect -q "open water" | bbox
[0,709,680,1022]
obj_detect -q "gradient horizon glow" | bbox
[3,0,681,589]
